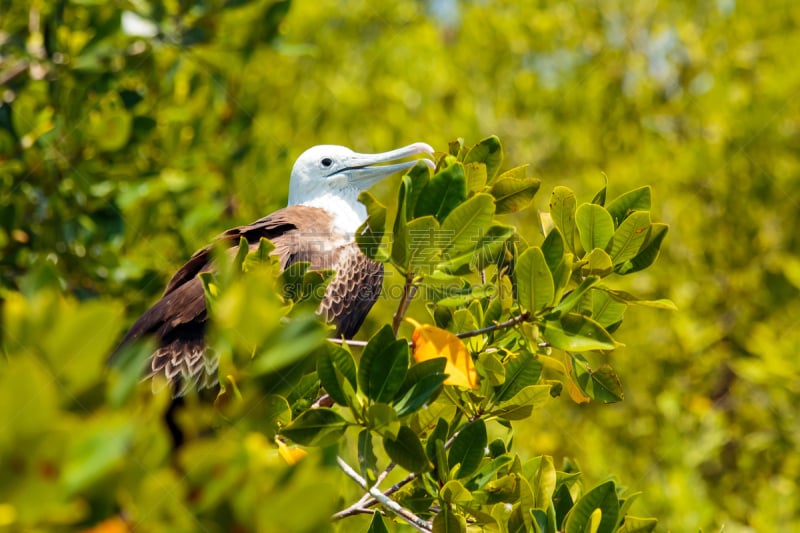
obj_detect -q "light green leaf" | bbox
[516,247,555,313]
[608,211,651,266]
[441,193,496,256]
[576,203,614,253]
[591,290,627,328]
[465,135,504,181]
[602,289,678,310]
[581,248,613,277]
[490,384,552,420]
[616,223,669,275]
[550,186,577,253]
[433,505,466,533]
[491,176,541,214]
[281,408,349,447]
[356,191,389,262]
[493,351,543,402]
[437,224,515,275]
[542,314,616,352]
[548,276,600,319]
[441,480,473,504]
[616,516,658,532]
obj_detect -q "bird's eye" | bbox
[321,157,333,168]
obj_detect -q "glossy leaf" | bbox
[465,135,504,180]
[356,190,389,262]
[563,480,619,533]
[281,408,349,447]
[383,425,431,473]
[516,247,555,313]
[440,193,496,256]
[576,203,614,252]
[541,227,565,275]
[367,511,389,533]
[415,162,468,221]
[358,325,409,403]
[549,186,577,253]
[494,350,543,402]
[542,313,616,352]
[606,186,651,224]
[448,419,487,478]
[617,223,669,275]
[608,211,651,266]
[491,176,541,214]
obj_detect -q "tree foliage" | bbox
[2,1,799,531]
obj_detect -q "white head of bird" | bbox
[288,143,435,234]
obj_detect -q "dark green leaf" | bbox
[415,163,468,221]
[547,276,600,319]
[383,425,431,473]
[617,223,669,275]
[553,483,574,529]
[449,419,487,478]
[606,186,651,224]
[541,228,565,275]
[426,418,449,462]
[367,511,389,533]
[591,174,608,206]
[441,193,496,256]
[281,408,348,447]
[394,372,447,417]
[563,480,619,533]
[359,430,379,485]
[438,224,515,276]
[572,357,624,403]
[358,325,409,403]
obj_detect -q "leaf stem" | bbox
[392,273,418,334]
[455,312,530,339]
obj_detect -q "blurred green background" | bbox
[2,0,799,531]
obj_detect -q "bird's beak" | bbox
[343,142,435,189]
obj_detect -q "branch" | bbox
[392,273,418,334]
[335,456,432,532]
[456,312,530,339]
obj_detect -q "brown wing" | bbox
[319,243,384,338]
[113,206,382,397]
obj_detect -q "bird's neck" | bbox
[300,191,366,238]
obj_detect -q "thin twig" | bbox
[327,338,369,348]
[392,273,418,334]
[333,461,397,520]
[456,312,530,339]
[335,456,432,532]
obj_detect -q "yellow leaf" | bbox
[276,438,307,465]
[409,320,479,389]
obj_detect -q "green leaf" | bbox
[465,135,504,181]
[358,325,409,403]
[464,161,488,191]
[547,276,600,319]
[281,408,349,446]
[394,372,447,417]
[491,176,541,214]
[591,174,608,206]
[278,261,311,302]
[490,384,552,420]
[367,511,389,533]
[563,481,619,533]
[591,290,627,328]
[243,237,276,270]
[549,186,577,253]
[441,193,496,256]
[552,253,574,303]
[441,480,473,504]
[356,191,389,262]
[602,289,678,310]
[406,215,443,274]
[572,357,624,403]
[606,186,651,224]
[391,175,413,268]
[575,203,614,253]
[449,419,487,478]
[524,455,557,510]
[616,516,658,533]
[542,314,616,352]
[494,350,543,402]
[359,430,379,486]
[477,352,505,387]
[426,418,449,462]
[317,344,357,407]
[541,228,565,275]
[383,425,431,473]
[415,163,468,221]
[251,315,328,375]
[433,505,466,533]
[617,223,669,275]
[608,211,651,266]
[367,403,401,438]
[435,284,498,307]
[233,235,250,272]
[516,247,555,313]
[581,248,613,277]
[62,417,135,495]
[554,483,574,529]
[448,138,466,157]
[437,224,515,276]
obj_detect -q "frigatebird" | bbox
[116,143,435,397]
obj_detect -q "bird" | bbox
[114,142,435,397]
